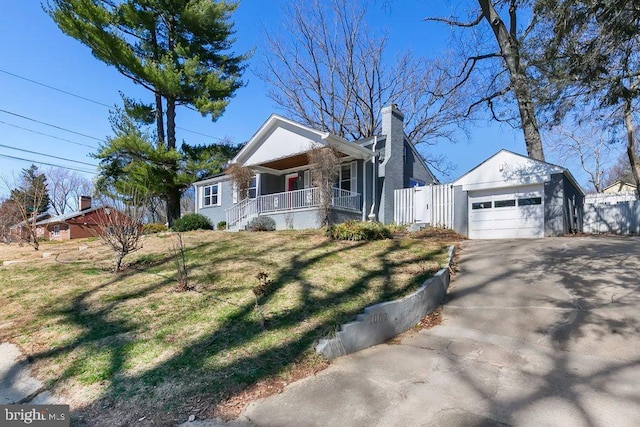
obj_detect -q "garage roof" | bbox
[452,149,584,195]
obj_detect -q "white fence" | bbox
[585,192,637,205]
[583,200,640,235]
[394,184,454,228]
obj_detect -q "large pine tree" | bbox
[10,165,50,215]
[47,0,248,225]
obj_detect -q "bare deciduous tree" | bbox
[425,0,545,161]
[95,190,146,272]
[308,147,340,226]
[546,124,614,192]
[0,198,21,243]
[46,167,93,215]
[261,0,463,171]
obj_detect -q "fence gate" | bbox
[394,184,454,228]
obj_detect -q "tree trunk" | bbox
[165,97,181,226]
[150,26,165,145]
[155,92,165,145]
[623,99,640,199]
[478,0,545,161]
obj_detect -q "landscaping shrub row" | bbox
[325,220,392,241]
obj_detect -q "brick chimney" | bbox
[78,196,92,211]
[378,104,405,224]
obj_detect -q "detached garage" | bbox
[452,150,584,239]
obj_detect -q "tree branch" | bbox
[423,13,483,27]
[466,86,511,117]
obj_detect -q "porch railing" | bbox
[226,187,361,228]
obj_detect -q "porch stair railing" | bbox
[226,187,361,230]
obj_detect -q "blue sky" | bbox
[0,1,559,196]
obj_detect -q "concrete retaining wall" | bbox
[316,245,455,359]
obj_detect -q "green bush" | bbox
[246,216,276,232]
[171,214,213,232]
[217,221,227,230]
[143,223,168,234]
[325,220,392,241]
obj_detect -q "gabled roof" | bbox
[231,114,372,171]
[35,206,105,226]
[601,179,637,193]
[10,212,51,229]
[452,149,584,195]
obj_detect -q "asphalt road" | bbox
[188,236,640,427]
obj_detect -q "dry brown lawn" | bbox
[0,229,461,426]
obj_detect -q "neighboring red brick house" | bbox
[35,197,129,241]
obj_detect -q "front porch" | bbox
[226,187,361,231]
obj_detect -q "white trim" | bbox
[285,172,299,191]
[202,183,222,208]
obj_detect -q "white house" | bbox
[193,105,437,230]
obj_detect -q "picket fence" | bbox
[394,184,454,229]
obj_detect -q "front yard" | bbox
[0,229,460,425]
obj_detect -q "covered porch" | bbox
[225,115,373,230]
[226,186,361,230]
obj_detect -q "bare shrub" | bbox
[308,147,340,226]
[226,163,254,201]
[95,191,146,272]
[171,232,192,292]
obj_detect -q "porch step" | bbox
[407,222,430,232]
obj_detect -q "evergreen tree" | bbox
[532,0,640,197]
[95,107,240,206]
[47,0,248,225]
[10,165,50,215]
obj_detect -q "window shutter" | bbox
[232,182,238,204]
[350,162,357,194]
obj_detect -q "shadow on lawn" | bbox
[25,234,449,426]
[440,237,640,426]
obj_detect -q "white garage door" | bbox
[468,185,544,239]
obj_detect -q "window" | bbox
[409,178,425,188]
[53,225,60,237]
[336,162,357,193]
[472,201,492,210]
[202,184,220,207]
[518,197,542,206]
[495,199,516,208]
[248,176,257,199]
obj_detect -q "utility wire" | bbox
[0,120,99,149]
[0,68,229,142]
[0,68,111,109]
[0,153,96,175]
[0,143,97,167]
[0,109,103,144]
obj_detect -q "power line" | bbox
[0,68,229,142]
[0,153,96,175]
[0,109,104,144]
[0,68,111,109]
[0,120,99,149]
[0,143,97,167]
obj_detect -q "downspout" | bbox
[362,155,367,221]
[368,136,378,222]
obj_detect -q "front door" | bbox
[286,173,299,192]
[285,173,299,208]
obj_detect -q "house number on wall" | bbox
[370,313,388,323]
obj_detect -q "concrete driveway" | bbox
[196,236,640,426]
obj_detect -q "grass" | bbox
[0,229,461,425]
